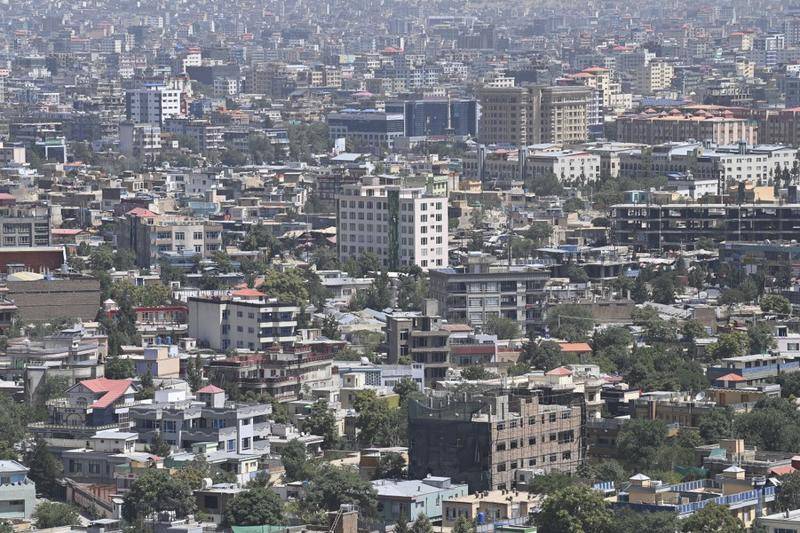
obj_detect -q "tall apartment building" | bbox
[757,108,800,146]
[638,61,675,95]
[336,178,448,270]
[408,390,583,491]
[478,85,590,146]
[118,122,161,161]
[0,203,51,248]
[428,253,550,331]
[125,86,183,124]
[612,202,800,251]
[187,290,300,352]
[117,208,223,268]
[386,302,451,383]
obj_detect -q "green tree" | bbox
[394,514,411,533]
[709,332,750,360]
[373,452,406,479]
[24,438,62,498]
[777,471,800,512]
[223,485,285,527]
[546,304,594,341]
[32,502,79,529]
[452,516,476,533]
[682,320,707,342]
[304,464,377,518]
[651,274,677,304]
[148,430,171,457]
[734,397,800,451]
[354,390,404,447]
[281,439,312,482]
[528,472,574,495]
[611,509,678,533]
[321,314,341,340]
[535,485,613,533]
[761,294,791,315]
[411,512,434,533]
[302,400,339,449]
[680,502,744,532]
[397,274,428,312]
[524,340,566,371]
[105,354,135,379]
[186,355,204,392]
[631,277,649,304]
[616,419,668,472]
[122,469,197,521]
[460,366,495,380]
[392,378,420,404]
[485,315,520,339]
[748,322,776,354]
[698,409,733,443]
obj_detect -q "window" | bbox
[496,463,506,472]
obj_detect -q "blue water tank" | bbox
[476,512,486,525]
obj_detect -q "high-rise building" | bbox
[385,98,479,137]
[478,85,590,145]
[327,110,405,152]
[336,178,448,270]
[125,86,183,124]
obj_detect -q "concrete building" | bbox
[385,99,479,137]
[611,202,800,251]
[163,118,224,153]
[117,207,223,268]
[385,303,450,383]
[336,178,448,270]
[616,109,757,145]
[7,277,101,322]
[129,386,272,454]
[207,346,334,402]
[617,142,796,185]
[0,461,36,520]
[478,86,590,146]
[443,490,538,527]
[428,253,550,331]
[408,390,582,491]
[118,122,161,161]
[187,289,299,352]
[125,86,183,124]
[0,203,50,248]
[327,110,405,152]
[372,476,468,524]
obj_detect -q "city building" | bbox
[615,109,757,145]
[408,390,582,491]
[118,122,161,161]
[385,302,450,383]
[478,86,591,146]
[0,202,51,248]
[187,289,299,352]
[327,110,405,152]
[125,86,183,124]
[428,253,550,331]
[372,476,468,524]
[385,99,479,137]
[0,461,36,520]
[336,178,448,270]
[611,202,800,251]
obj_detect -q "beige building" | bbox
[478,85,591,146]
[443,490,540,527]
[616,110,757,145]
[638,61,675,95]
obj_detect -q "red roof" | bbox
[232,288,265,297]
[51,228,83,235]
[715,373,745,382]
[559,342,592,353]
[770,465,796,476]
[79,378,134,409]
[126,207,157,218]
[197,384,225,394]
[546,366,573,376]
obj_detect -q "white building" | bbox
[336,178,448,270]
[125,86,183,124]
[187,289,300,352]
[119,122,161,160]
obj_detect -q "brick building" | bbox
[408,390,583,491]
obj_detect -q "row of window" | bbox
[496,452,572,471]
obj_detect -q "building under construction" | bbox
[408,388,583,492]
